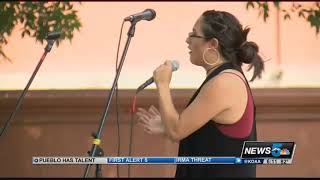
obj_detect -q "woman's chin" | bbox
[189,57,195,65]
[190,57,200,66]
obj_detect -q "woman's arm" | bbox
[157,76,233,141]
[154,61,243,142]
[157,84,180,142]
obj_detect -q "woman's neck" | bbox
[205,62,226,76]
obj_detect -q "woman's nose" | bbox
[185,36,190,44]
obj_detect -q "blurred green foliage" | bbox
[0,2,81,62]
[246,1,320,35]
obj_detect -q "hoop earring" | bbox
[202,48,220,66]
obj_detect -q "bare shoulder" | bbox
[203,69,247,91]
[199,69,249,124]
[219,69,247,82]
[197,69,248,107]
[186,69,249,125]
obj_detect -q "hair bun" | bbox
[237,41,259,64]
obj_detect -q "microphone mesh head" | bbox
[145,9,156,21]
[171,60,180,71]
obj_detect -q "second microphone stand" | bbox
[0,36,58,137]
[83,21,137,178]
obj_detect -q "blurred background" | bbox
[0,1,320,178]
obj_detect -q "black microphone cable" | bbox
[114,20,125,178]
[128,92,137,177]
[115,20,137,178]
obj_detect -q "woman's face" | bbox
[186,16,207,66]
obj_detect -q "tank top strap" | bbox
[186,62,236,107]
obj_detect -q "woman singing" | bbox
[136,10,264,178]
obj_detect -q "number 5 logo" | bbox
[272,143,282,157]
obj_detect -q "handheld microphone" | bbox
[136,60,179,93]
[46,32,61,40]
[124,9,156,23]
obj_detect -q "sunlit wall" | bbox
[1,2,320,90]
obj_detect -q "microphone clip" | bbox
[44,32,61,52]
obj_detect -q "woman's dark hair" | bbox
[201,10,264,81]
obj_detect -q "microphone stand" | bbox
[83,21,137,178]
[88,133,104,178]
[0,37,57,137]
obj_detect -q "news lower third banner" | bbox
[32,141,296,165]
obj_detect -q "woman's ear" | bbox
[209,38,219,49]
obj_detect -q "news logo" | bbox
[241,141,295,159]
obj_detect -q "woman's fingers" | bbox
[137,119,155,134]
[137,108,152,119]
[136,111,151,122]
[141,124,152,134]
[137,108,149,114]
[137,118,150,129]
[136,114,149,124]
[136,106,163,135]
[149,105,160,116]
[150,105,160,115]
[138,119,149,127]
[148,106,157,116]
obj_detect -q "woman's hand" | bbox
[153,60,173,88]
[136,105,165,135]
